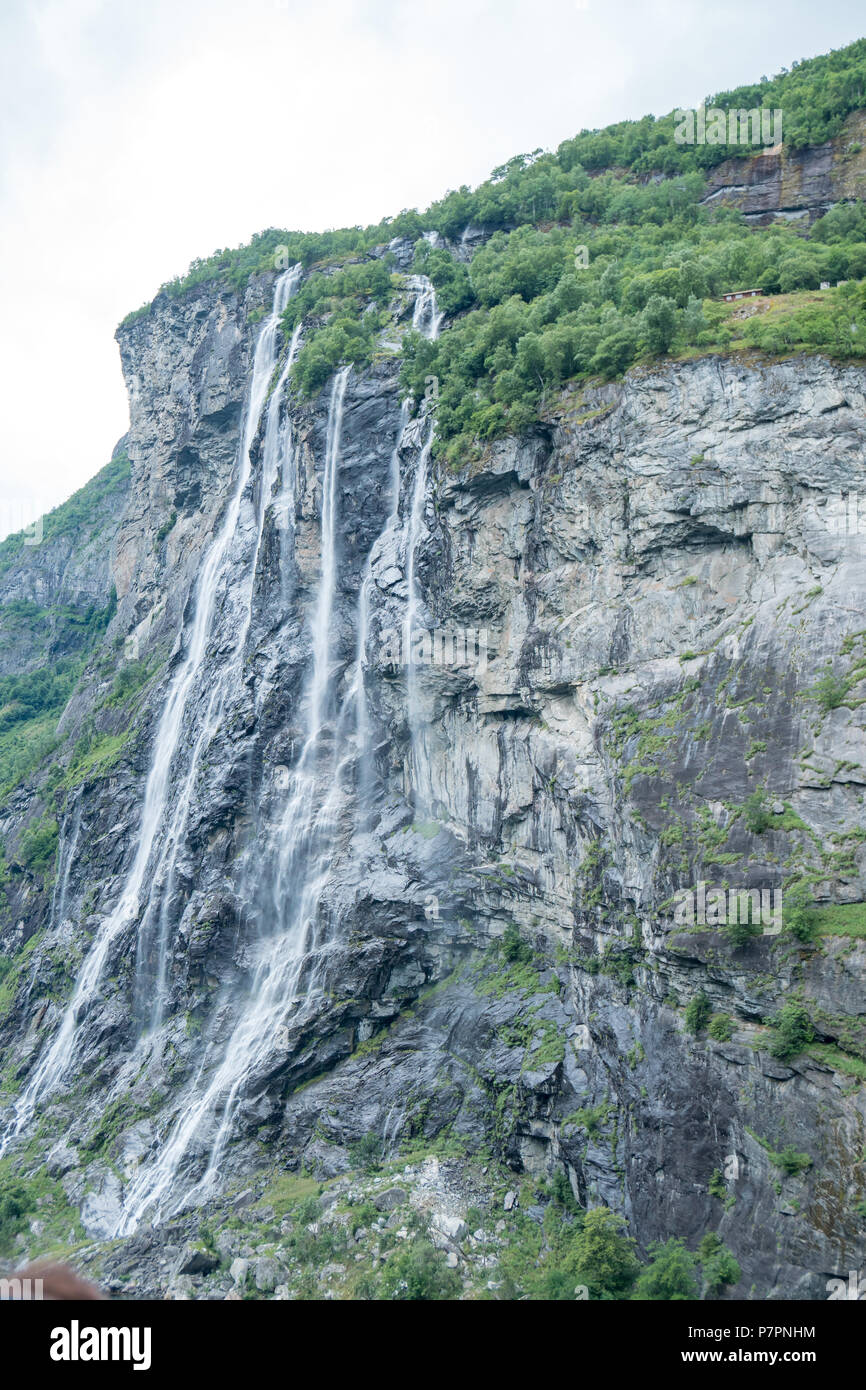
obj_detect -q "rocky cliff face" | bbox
[702,109,866,222]
[1,262,865,1300]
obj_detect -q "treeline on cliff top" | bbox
[120,38,866,457]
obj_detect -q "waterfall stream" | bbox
[403,277,443,809]
[4,268,445,1229]
[0,265,301,1155]
[118,367,354,1230]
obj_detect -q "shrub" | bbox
[701,1243,741,1294]
[783,882,816,943]
[347,1132,383,1173]
[570,1207,640,1299]
[724,914,761,949]
[631,1238,698,1300]
[743,788,771,834]
[808,664,850,712]
[501,923,532,964]
[17,815,59,879]
[708,1169,727,1199]
[0,1177,31,1257]
[295,1194,321,1224]
[378,1238,461,1300]
[708,1013,735,1041]
[107,659,152,706]
[768,1144,812,1178]
[768,1002,814,1061]
[685,990,711,1035]
[551,1169,580,1213]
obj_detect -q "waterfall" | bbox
[116,367,352,1232]
[22,797,83,1007]
[50,797,83,938]
[0,266,301,1154]
[139,289,304,1030]
[403,277,442,807]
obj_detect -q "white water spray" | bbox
[0,267,301,1153]
[116,367,352,1231]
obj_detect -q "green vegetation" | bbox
[783,881,816,942]
[743,787,771,833]
[284,259,397,395]
[0,713,60,802]
[768,1001,815,1061]
[707,1013,735,1041]
[17,813,59,879]
[631,1238,698,1300]
[0,453,129,579]
[767,1144,813,1177]
[501,922,533,964]
[0,932,43,1021]
[811,902,866,939]
[0,1174,31,1256]
[62,730,129,788]
[708,1169,727,1200]
[107,658,154,707]
[256,1173,322,1221]
[724,911,761,950]
[564,1102,612,1137]
[0,1158,83,1259]
[698,1233,742,1294]
[685,990,711,1035]
[0,456,127,805]
[378,1236,462,1300]
[118,42,866,469]
[154,510,177,546]
[347,1132,384,1173]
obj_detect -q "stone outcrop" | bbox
[701,110,866,222]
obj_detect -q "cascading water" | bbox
[119,265,443,1226]
[138,289,304,1029]
[402,276,443,808]
[0,265,301,1155]
[7,265,440,1223]
[22,796,83,1007]
[117,367,353,1232]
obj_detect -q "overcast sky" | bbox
[0,0,863,536]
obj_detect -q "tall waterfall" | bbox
[139,289,304,1030]
[403,277,443,807]
[117,367,354,1232]
[118,267,442,1225]
[0,265,301,1155]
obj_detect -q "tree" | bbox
[590,327,637,377]
[743,788,770,833]
[768,1002,814,1060]
[632,1238,699,1300]
[641,295,678,354]
[682,294,707,340]
[699,1234,742,1294]
[571,1207,640,1299]
[685,990,711,1035]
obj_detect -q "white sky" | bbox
[1,0,863,536]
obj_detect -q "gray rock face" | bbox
[1,265,865,1301]
[701,109,866,223]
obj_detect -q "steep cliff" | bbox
[701,109,866,222]
[1,243,865,1300]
